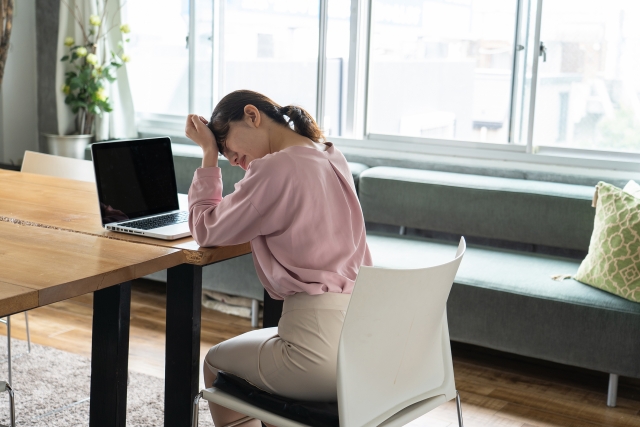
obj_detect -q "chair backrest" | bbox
[21,150,95,182]
[337,238,466,427]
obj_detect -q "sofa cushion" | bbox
[574,182,640,303]
[359,167,596,251]
[347,162,369,191]
[367,232,640,378]
[213,371,338,427]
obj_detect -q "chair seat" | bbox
[213,372,338,427]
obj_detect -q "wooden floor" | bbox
[2,279,639,427]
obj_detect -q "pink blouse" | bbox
[188,143,372,300]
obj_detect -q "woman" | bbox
[185,90,372,426]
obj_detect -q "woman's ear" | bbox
[243,104,261,128]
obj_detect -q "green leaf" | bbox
[60,55,69,62]
[125,38,130,43]
[65,71,77,78]
[69,77,82,90]
[80,68,92,82]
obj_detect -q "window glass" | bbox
[367,0,518,143]
[533,0,640,152]
[127,0,190,116]
[218,0,320,116]
[194,0,214,115]
[324,0,351,137]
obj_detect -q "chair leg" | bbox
[192,391,202,427]
[607,374,619,407]
[251,299,259,328]
[456,390,464,427]
[6,382,15,427]
[6,316,11,386]
[24,312,31,353]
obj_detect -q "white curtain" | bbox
[56,0,137,140]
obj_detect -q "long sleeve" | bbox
[188,153,293,247]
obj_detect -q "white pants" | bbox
[204,292,351,402]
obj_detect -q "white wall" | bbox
[0,0,37,165]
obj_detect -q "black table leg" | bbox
[90,282,132,427]
[165,264,202,427]
[262,289,283,328]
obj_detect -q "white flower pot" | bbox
[42,134,93,159]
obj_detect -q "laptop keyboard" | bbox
[119,211,189,231]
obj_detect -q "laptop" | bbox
[91,137,191,240]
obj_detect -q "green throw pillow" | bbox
[574,182,640,303]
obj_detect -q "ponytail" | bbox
[278,105,325,144]
[208,90,325,153]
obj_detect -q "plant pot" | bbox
[42,133,93,159]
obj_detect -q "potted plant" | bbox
[43,3,131,158]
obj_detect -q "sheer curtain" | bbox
[56,0,136,140]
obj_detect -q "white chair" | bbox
[0,316,29,387]
[21,150,95,182]
[193,237,467,427]
[0,381,15,427]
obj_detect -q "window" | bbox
[127,0,190,116]
[533,0,640,152]
[128,0,640,162]
[324,0,351,136]
[216,0,321,114]
[367,0,518,143]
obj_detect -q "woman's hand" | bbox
[185,114,219,168]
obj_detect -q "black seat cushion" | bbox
[213,372,339,427]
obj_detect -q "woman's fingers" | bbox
[185,114,197,136]
[193,114,208,131]
[185,114,218,154]
[198,115,209,125]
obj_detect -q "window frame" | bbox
[133,0,640,175]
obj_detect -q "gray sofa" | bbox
[153,147,639,405]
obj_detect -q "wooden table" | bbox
[0,169,252,426]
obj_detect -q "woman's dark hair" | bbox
[207,90,324,154]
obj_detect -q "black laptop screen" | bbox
[92,138,179,225]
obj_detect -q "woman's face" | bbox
[221,106,270,171]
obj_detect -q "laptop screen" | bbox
[92,137,179,225]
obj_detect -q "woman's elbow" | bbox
[189,216,227,247]
[189,212,213,247]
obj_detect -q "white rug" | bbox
[0,338,215,426]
